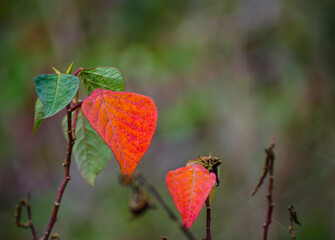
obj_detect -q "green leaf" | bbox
[78,67,125,94]
[62,111,112,185]
[34,74,79,118]
[32,98,44,135]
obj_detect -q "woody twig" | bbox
[288,205,301,240]
[14,193,38,240]
[251,137,276,240]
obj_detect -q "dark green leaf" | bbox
[34,74,79,118]
[78,67,124,94]
[62,111,112,185]
[32,98,44,135]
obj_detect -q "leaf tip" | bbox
[83,173,96,186]
[31,128,37,136]
[123,174,132,184]
[66,62,74,74]
[52,67,61,74]
[88,180,95,186]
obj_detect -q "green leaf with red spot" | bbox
[166,164,216,229]
[81,88,157,182]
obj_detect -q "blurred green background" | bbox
[1,0,335,239]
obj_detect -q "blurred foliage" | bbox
[1,0,335,239]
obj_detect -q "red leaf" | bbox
[81,89,157,182]
[166,164,216,229]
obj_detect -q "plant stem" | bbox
[26,193,38,240]
[251,138,275,240]
[263,141,275,240]
[73,68,83,77]
[288,205,301,240]
[14,193,38,240]
[42,104,75,240]
[205,197,211,240]
[72,108,80,140]
[288,222,296,240]
[70,101,82,112]
[135,174,196,240]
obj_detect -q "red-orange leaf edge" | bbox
[81,89,157,183]
[166,164,216,229]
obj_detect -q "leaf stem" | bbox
[14,193,38,240]
[135,174,196,240]
[205,197,211,240]
[72,108,80,140]
[70,101,82,112]
[42,104,75,240]
[73,68,83,77]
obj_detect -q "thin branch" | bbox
[251,137,275,240]
[251,139,274,195]
[288,205,301,240]
[14,193,38,240]
[42,104,75,240]
[135,174,197,240]
[205,197,211,240]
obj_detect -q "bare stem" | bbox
[14,193,38,240]
[263,139,275,240]
[42,104,75,240]
[135,174,197,240]
[288,221,296,240]
[288,205,301,240]
[251,138,275,240]
[205,197,211,240]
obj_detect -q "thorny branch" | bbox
[251,137,276,240]
[288,205,301,240]
[14,193,38,240]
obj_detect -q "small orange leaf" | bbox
[166,164,216,229]
[81,89,157,182]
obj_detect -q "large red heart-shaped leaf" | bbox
[166,164,216,229]
[81,88,157,182]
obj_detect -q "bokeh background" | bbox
[1,0,335,239]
